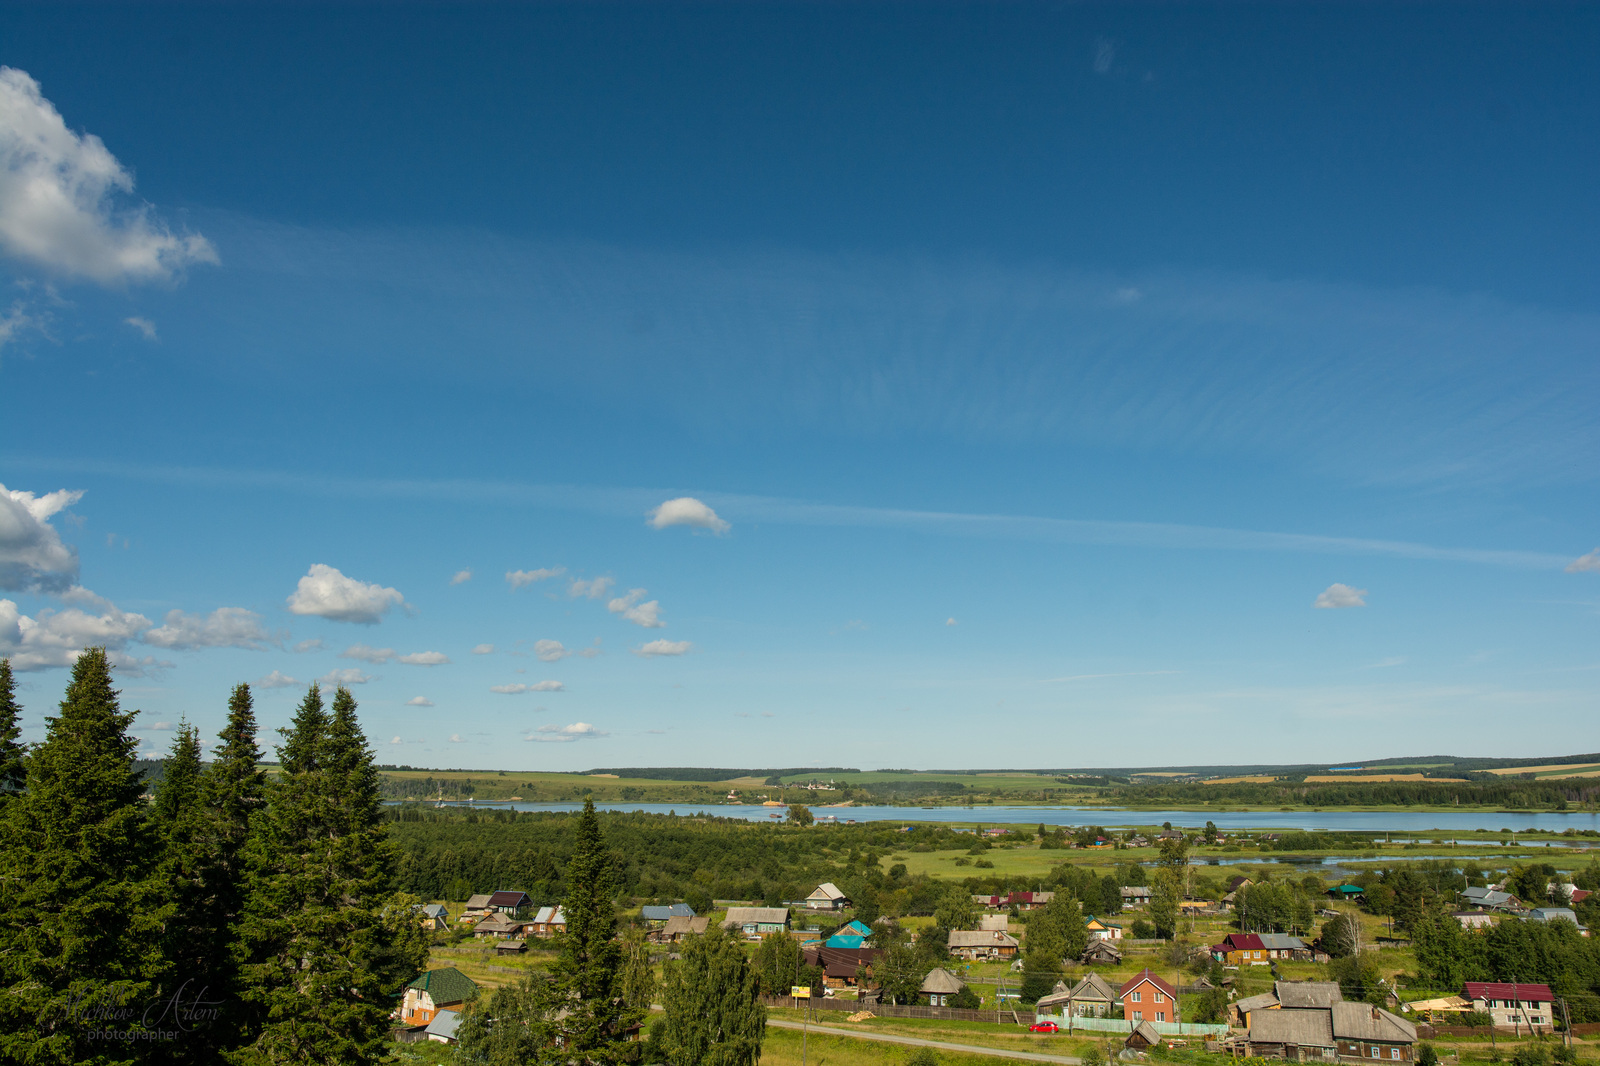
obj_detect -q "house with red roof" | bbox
[1211,932,1270,965]
[1120,969,1178,1024]
[1463,982,1555,1032]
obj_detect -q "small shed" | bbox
[425,1009,464,1045]
[1127,1021,1163,1050]
[920,968,967,1007]
[495,939,527,955]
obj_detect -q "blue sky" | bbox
[1,3,1596,770]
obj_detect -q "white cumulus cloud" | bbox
[448,733,465,743]
[389,736,403,745]
[490,680,565,694]
[319,667,373,686]
[450,568,473,585]
[398,651,449,665]
[287,564,405,624]
[293,638,323,653]
[0,67,217,284]
[124,316,157,340]
[472,643,495,655]
[568,576,615,600]
[406,696,435,707]
[534,639,569,662]
[1567,549,1600,574]
[0,596,150,671]
[507,567,565,589]
[1314,583,1368,609]
[608,588,664,628]
[143,607,271,650]
[945,617,958,626]
[341,644,394,664]
[528,721,606,743]
[648,497,730,534]
[634,639,692,657]
[255,670,299,689]
[0,483,81,593]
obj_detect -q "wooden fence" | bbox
[1416,1023,1600,1039]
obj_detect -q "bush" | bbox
[1511,1043,1549,1066]
[950,984,981,1010]
[1418,1044,1438,1066]
[974,859,994,869]
[907,1049,940,1066]
[1130,919,1156,939]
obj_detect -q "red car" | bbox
[1028,1022,1060,1034]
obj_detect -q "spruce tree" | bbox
[659,926,766,1066]
[0,648,165,1065]
[551,797,630,1060]
[235,684,426,1065]
[152,721,203,826]
[0,658,26,799]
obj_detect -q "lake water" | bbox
[424,800,1600,836]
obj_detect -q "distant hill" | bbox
[584,766,859,782]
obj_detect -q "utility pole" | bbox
[1559,997,1572,1048]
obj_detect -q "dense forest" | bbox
[1105,778,1600,810]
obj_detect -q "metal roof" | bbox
[1464,982,1553,1003]
[1331,1002,1417,1043]
[1274,981,1343,1009]
[1250,1009,1334,1047]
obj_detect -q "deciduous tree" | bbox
[659,926,766,1066]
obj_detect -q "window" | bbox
[1133,1011,1143,1021]
[1157,1012,1166,1022]
[1155,993,1165,1003]
[1369,1048,1380,1059]
[1390,1049,1400,1059]
[1132,991,1141,1003]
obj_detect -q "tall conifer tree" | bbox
[235,684,425,1065]
[551,797,630,1060]
[0,658,26,799]
[0,648,165,1065]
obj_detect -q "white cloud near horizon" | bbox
[648,497,730,534]
[634,639,692,657]
[608,588,664,628]
[255,669,299,688]
[569,576,615,600]
[398,651,449,665]
[1314,583,1369,609]
[490,680,565,694]
[319,667,373,686]
[534,639,569,662]
[287,564,405,624]
[144,607,272,650]
[528,721,606,742]
[0,483,81,593]
[507,567,565,589]
[1568,549,1600,574]
[450,568,473,585]
[406,696,435,706]
[0,67,216,285]
[0,596,151,671]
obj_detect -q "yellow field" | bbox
[1303,773,1468,783]
[1484,762,1600,778]
[1204,775,1279,784]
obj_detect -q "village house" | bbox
[1329,1002,1419,1061]
[461,893,495,919]
[655,914,711,943]
[1258,933,1312,960]
[1527,907,1588,934]
[1460,887,1522,912]
[1231,992,1280,1028]
[920,968,967,1007]
[1082,939,1123,965]
[1212,932,1271,965]
[947,928,1020,960]
[413,903,449,931]
[1276,981,1344,1010]
[425,1009,464,1045]
[1121,886,1153,908]
[978,915,1009,932]
[399,967,478,1027]
[1243,984,1417,1063]
[1463,982,1555,1032]
[1121,969,1177,1024]
[804,882,851,911]
[824,919,874,948]
[1453,912,1495,930]
[530,905,566,937]
[1085,916,1122,941]
[721,906,791,938]
[487,890,532,915]
[473,912,522,939]
[1062,973,1120,1017]
[802,945,880,989]
[640,903,697,925]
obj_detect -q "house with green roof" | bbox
[399,967,478,1028]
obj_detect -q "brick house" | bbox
[1120,969,1178,1024]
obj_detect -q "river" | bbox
[419,801,1600,835]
